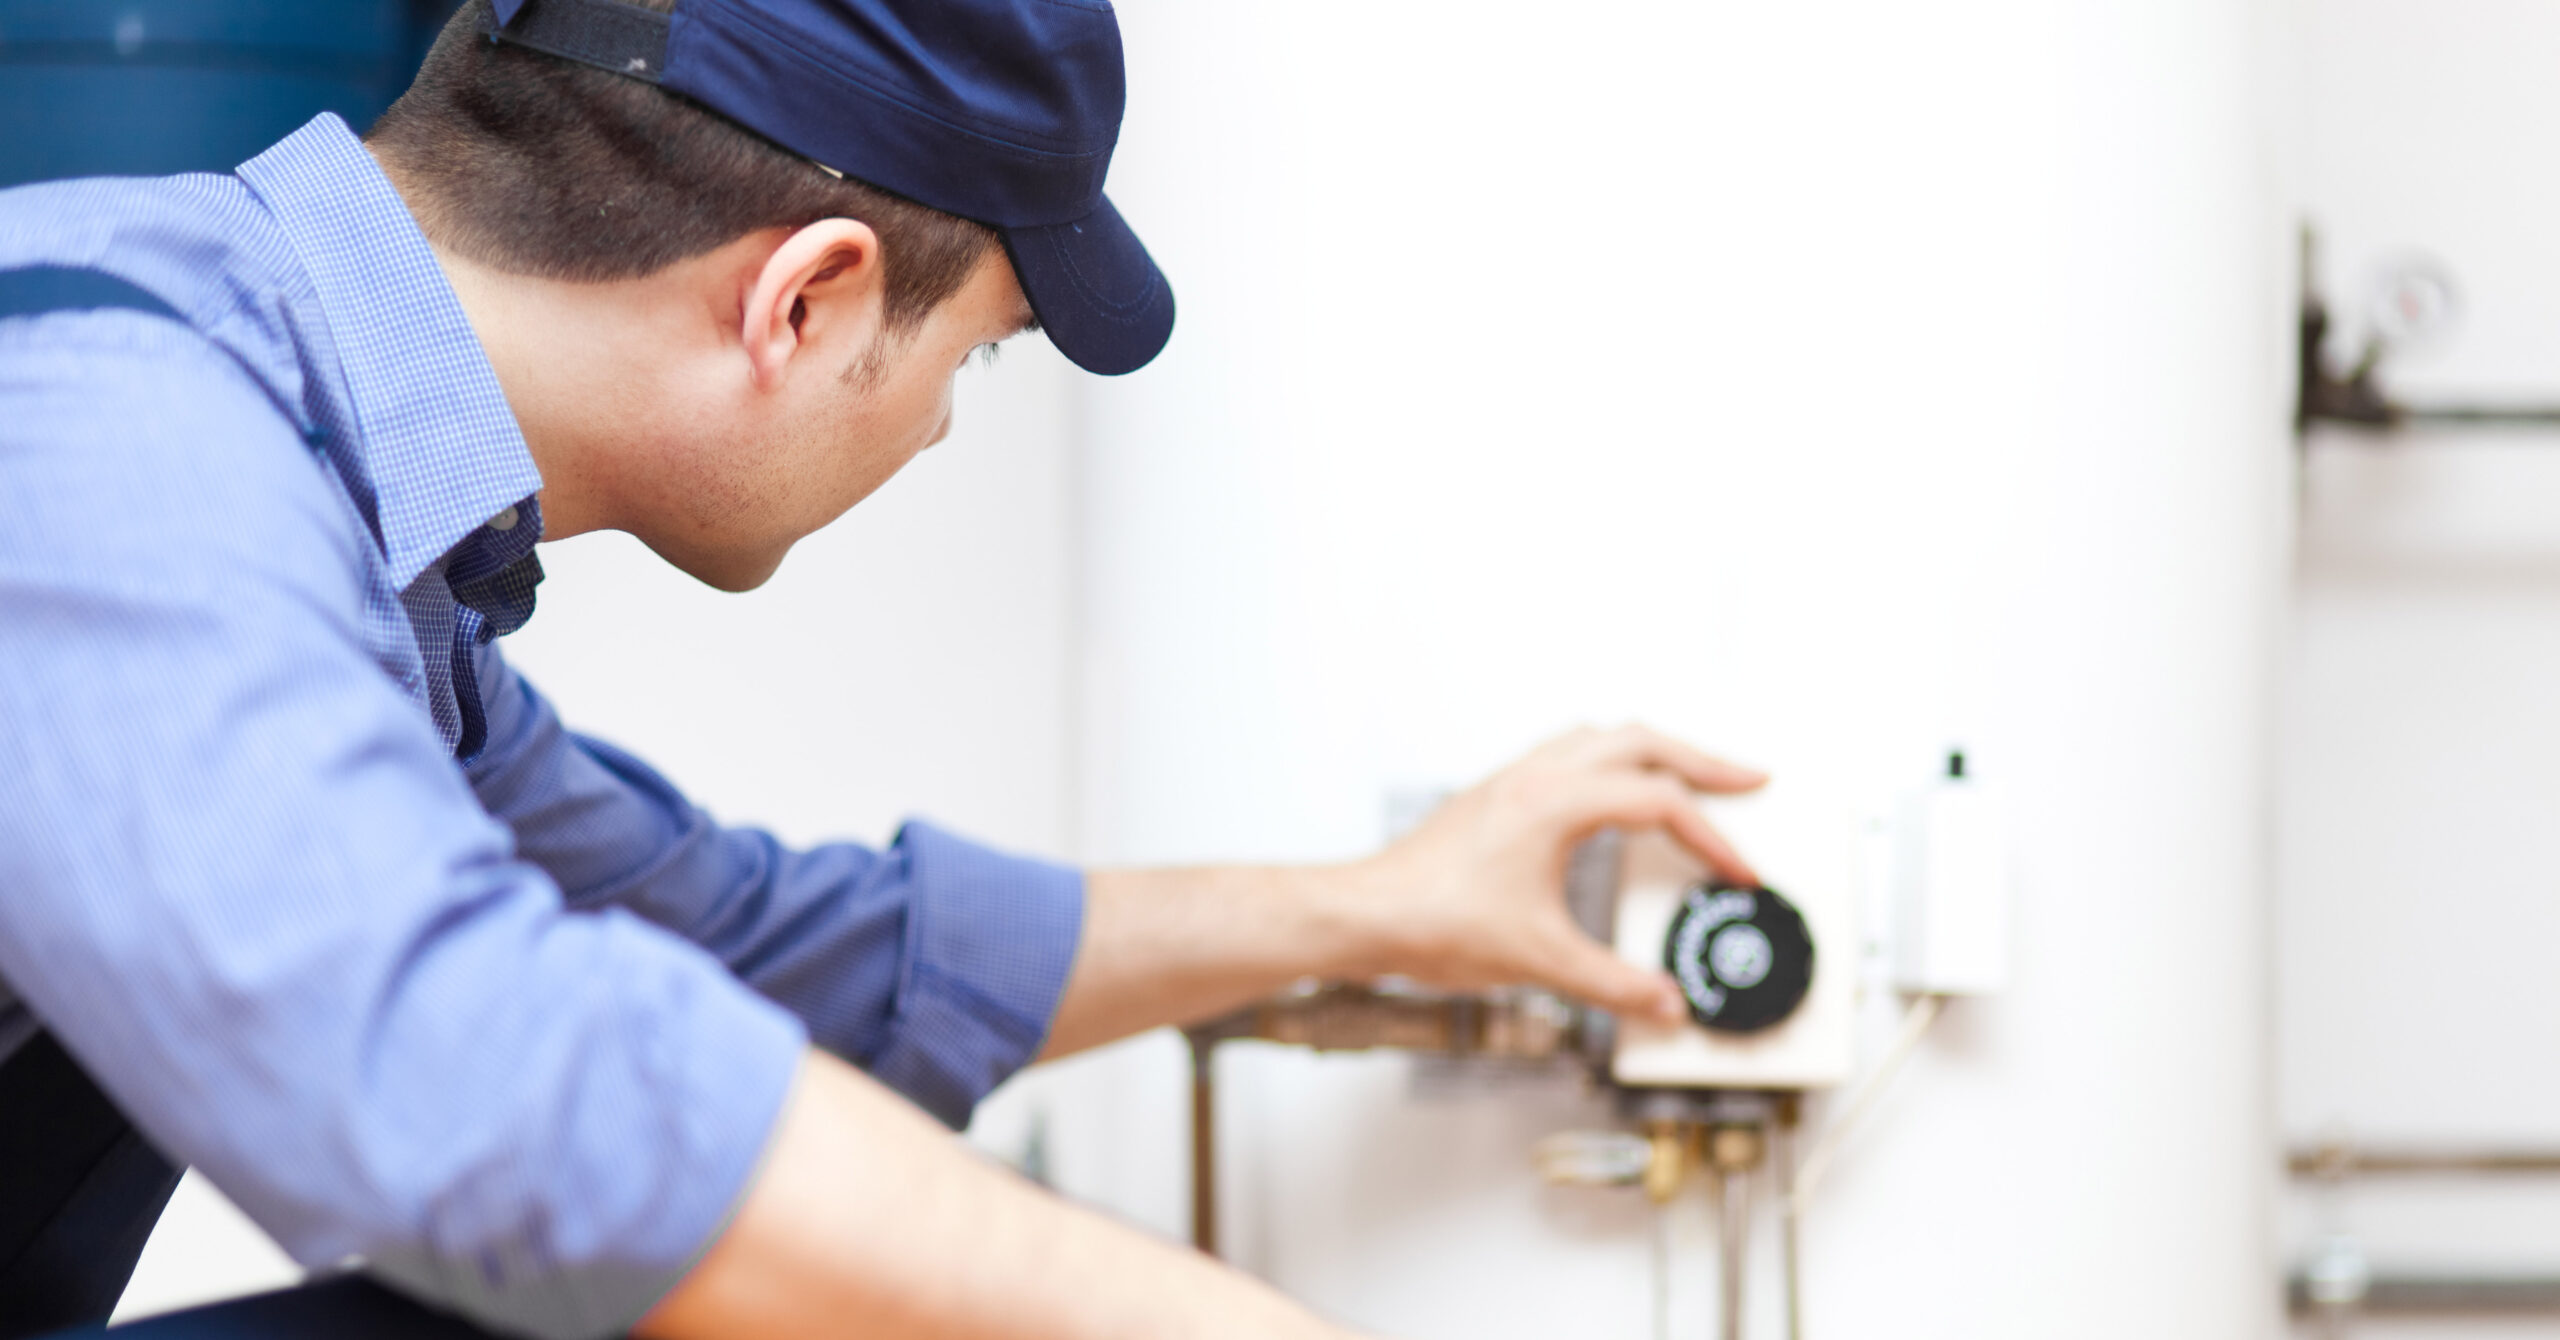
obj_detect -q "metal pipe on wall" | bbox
[1188,1037,1218,1257]
[2283,1143,2560,1323]
[1183,986,1596,1257]
[2288,1145,2560,1178]
[2289,1273,2560,1317]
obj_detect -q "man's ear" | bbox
[741,218,885,389]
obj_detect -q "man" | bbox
[0,1,1764,1337]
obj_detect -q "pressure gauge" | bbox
[1663,883,1815,1033]
[2365,255,2461,353]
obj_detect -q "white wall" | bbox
[2284,4,2560,1337]
[1050,3,2296,1338]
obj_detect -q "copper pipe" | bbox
[1777,1096,1804,1340]
[2288,1145,2560,1179]
[1182,984,1589,1259]
[1192,983,1585,1058]
[1706,1124,1764,1340]
[1190,1035,1218,1256]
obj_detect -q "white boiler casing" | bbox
[1038,2,2295,1337]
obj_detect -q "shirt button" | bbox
[487,506,520,533]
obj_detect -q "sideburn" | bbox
[838,326,911,397]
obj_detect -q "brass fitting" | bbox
[1643,1120,1690,1204]
[1706,1122,1766,1175]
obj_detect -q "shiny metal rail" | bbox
[2288,1144,2560,1178]
[2289,1273,2560,1317]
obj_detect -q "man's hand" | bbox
[1040,725,1765,1057]
[1351,724,1768,1023]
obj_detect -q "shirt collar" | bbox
[235,115,543,589]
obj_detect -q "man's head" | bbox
[367,0,1168,591]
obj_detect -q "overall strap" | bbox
[0,1035,182,1339]
[0,267,181,324]
[0,263,191,1337]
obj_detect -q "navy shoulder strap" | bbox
[0,267,181,323]
[0,264,320,445]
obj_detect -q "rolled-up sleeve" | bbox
[465,643,1085,1128]
[0,318,805,1340]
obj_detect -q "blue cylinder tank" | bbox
[0,1,464,187]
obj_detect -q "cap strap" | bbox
[486,0,671,85]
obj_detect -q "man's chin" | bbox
[648,537,791,593]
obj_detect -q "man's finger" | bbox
[1659,801,1760,887]
[1581,723,1768,795]
[1541,929,1686,1023]
[1564,774,1761,887]
[1523,723,1606,768]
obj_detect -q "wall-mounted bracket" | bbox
[2298,227,2560,436]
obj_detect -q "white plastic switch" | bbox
[1891,751,2011,996]
[1610,787,1857,1090]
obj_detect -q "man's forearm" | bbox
[1040,865,1394,1058]
[1039,866,1423,1065]
[640,1047,1355,1340]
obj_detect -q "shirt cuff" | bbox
[365,971,807,1340]
[863,821,1084,1128]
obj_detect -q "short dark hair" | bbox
[369,0,997,332]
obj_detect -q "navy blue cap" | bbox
[484,0,1173,375]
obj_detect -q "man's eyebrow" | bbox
[1011,303,1041,337]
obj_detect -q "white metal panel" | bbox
[1064,1,2292,1336]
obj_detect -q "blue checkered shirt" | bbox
[0,115,1082,1339]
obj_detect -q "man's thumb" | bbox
[1549,933,1685,1023]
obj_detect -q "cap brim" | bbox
[1000,196,1175,377]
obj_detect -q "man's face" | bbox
[646,251,1037,591]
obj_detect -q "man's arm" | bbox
[0,316,804,1339]
[641,1048,1359,1340]
[1040,726,1768,1058]
[635,728,1763,1338]
[464,643,1080,1128]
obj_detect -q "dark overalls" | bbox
[0,270,491,1340]
[0,1032,182,1338]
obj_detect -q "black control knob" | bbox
[1663,883,1815,1034]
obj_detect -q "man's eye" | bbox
[973,343,1003,368]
